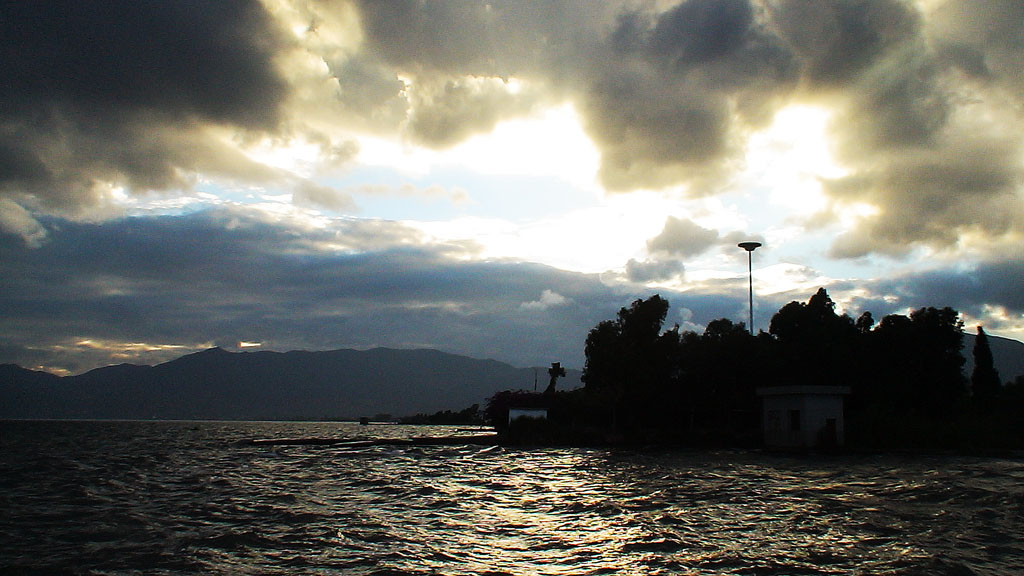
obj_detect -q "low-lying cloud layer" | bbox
[0,207,613,372]
[2,207,1019,373]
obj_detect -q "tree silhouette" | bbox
[582,295,677,436]
[582,295,672,395]
[971,326,1001,405]
[492,288,995,448]
[704,318,748,340]
[769,288,857,388]
[868,307,965,419]
[855,311,874,333]
[681,318,763,440]
[910,306,967,411]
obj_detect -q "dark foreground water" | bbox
[2,421,1023,575]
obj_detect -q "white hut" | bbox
[508,407,547,424]
[756,386,850,449]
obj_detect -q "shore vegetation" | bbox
[488,289,1024,450]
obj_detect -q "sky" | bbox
[2,0,1023,375]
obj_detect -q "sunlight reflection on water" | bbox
[2,420,1023,575]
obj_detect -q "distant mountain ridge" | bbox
[0,347,582,421]
[2,335,1021,421]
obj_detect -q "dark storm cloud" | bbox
[647,217,721,257]
[585,0,798,191]
[0,0,288,212]
[648,0,755,67]
[328,54,411,131]
[355,1,499,74]
[930,0,1024,91]
[837,48,949,153]
[631,218,763,282]
[625,258,685,283]
[624,216,718,282]
[804,0,1024,256]
[405,77,542,148]
[827,138,1023,257]
[0,207,694,373]
[2,2,283,124]
[350,0,558,146]
[868,259,1024,320]
[770,0,920,86]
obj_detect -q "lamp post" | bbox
[738,241,762,335]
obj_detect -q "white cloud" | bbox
[520,289,572,311]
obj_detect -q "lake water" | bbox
[2,420,1022,575]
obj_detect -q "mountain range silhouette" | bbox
[0,347,582,420]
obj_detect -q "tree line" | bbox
[488,288,1024,449]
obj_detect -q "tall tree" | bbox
[693,318,761,434]
[769,288,857,387]
[855,311,874,333]
[581,319,622,393]
[581,295,676,435]
[872,307,965,417]
[582,295,671,394]
[971,326,1001,404]
[910,306,966,409]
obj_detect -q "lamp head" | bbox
[738,241,762,252]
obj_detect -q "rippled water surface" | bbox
[3,420,1023,575]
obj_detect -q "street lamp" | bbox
[738,241,762,335]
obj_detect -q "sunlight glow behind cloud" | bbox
[357,102,600,188]
[243,137,323,178]
[744,104,845,217]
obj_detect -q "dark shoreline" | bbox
[5,419,1024,458]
